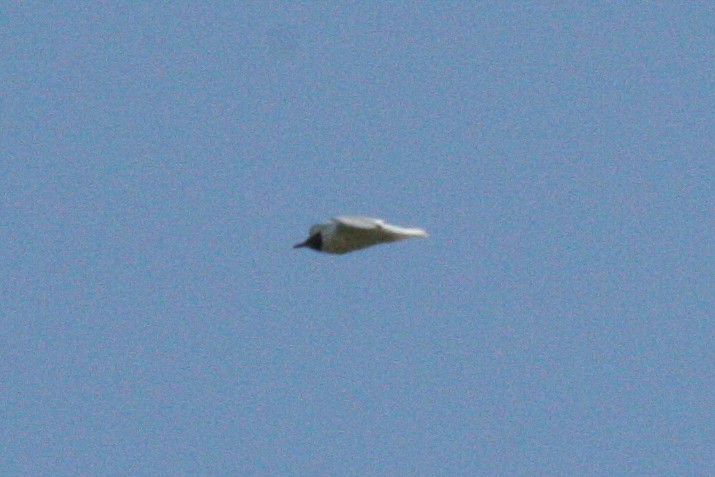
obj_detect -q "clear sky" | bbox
[3,3,714,476]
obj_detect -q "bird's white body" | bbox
[294,216,428,254]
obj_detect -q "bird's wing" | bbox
[328,216,389,253]
[333,216,385,231]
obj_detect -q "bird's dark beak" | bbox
[293,233,322,251]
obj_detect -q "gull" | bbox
[294,216,428,254]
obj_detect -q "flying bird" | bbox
[294,216,428,254]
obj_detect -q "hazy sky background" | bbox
[3,3,714,476]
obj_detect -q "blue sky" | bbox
[2,3,714,476]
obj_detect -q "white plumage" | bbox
[294,216,428,254]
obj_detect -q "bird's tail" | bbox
[383,224,429,238]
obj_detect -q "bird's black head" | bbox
[294,233,323,251]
